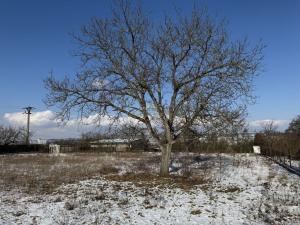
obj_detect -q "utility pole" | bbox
[23,106,34,145]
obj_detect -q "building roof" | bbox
[90,139,134,144]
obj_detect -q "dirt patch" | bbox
[105,172,211,189]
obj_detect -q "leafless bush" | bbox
[0,125,26,145]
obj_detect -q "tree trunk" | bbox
[160,143,172,177]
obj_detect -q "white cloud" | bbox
[4,110,56,127]
[3,110,137,139]
[248,119,290,131]
[3,110,96,139]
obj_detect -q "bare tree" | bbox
[117,123,145,141]
[116,123,150,150]
[0,125,26,145]
[262,120,278,135]
[286,115,300,135]
[260,120,279,157]
[81,130,114,142]
[45,1,263,176]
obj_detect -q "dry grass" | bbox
[0,152,216,193]
[0,152,159,194]
[105,172,211,190]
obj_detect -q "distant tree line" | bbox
[78,122,254,153]
[0,125,47,154]
[254,115,300,167]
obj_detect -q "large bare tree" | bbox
[45,1,263,176]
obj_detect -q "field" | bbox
[0,152,299,225]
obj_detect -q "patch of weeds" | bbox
[208,192,216,202]
[99,165,120,175]
[217,186,242,193]
[118,198,129,207]
[64,201,75,210]
[134,160,150,172]
[190,209,201,215]
[53,195,63,203]
[137,212,144,217]
[278,174,288,187]
[200,184,213,192]
[13,210,25,217]
[52,211,71,225]
[143,199,157,209]
[262,182,270,189]
[143,199,155,209]
[94,192,105,201]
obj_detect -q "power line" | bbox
[23,106,35,145]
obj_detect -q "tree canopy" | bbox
[286,115,300,135]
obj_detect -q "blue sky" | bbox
[0,0,300,138]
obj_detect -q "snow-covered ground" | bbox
[0,153,299,225]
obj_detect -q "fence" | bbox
[172,138,254,153]
[254,133,300,173]
[0,144,49,154]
